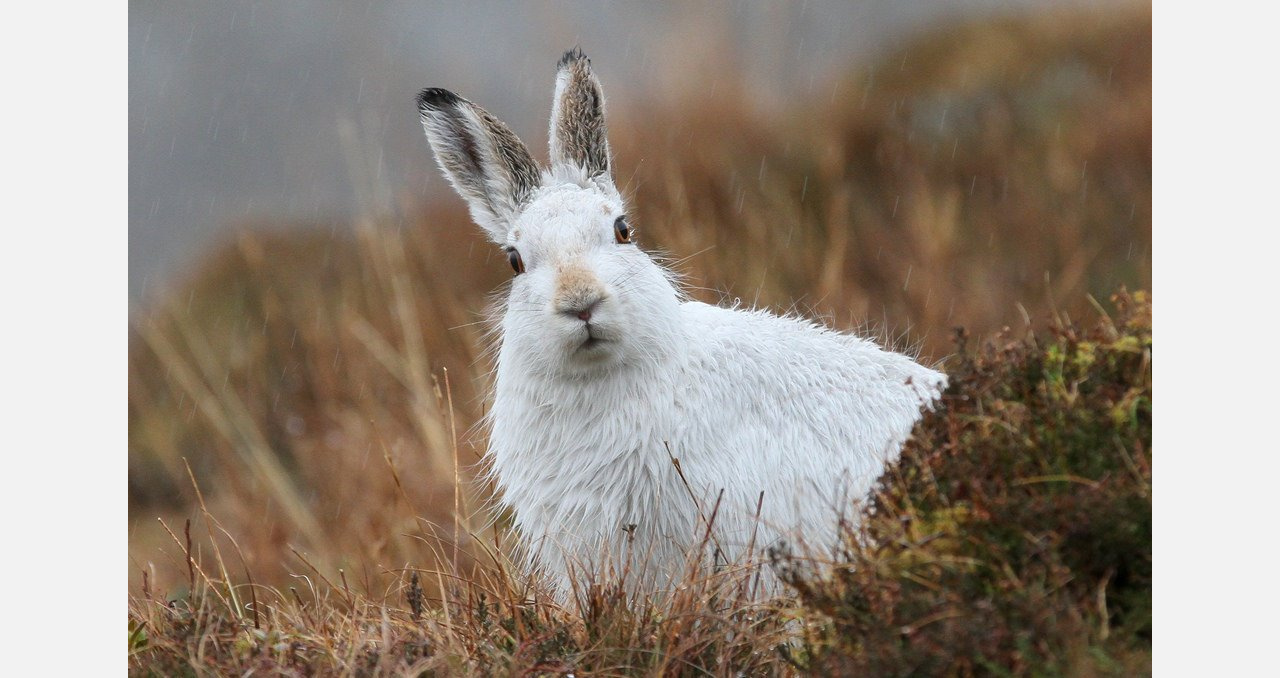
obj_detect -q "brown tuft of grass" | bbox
[129,217,495,596]
[130,505,799,675]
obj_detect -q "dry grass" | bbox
[130,510,800,675]
[129,5,1151,675]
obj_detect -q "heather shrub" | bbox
[776,291,1151,676]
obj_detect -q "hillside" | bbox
[129,5,1151,675]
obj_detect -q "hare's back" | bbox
[678,303,939,465]
[679,301,943,411]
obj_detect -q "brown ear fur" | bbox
[418,88,541,241]
[549,47,611,179]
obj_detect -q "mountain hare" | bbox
[417,48,945,599]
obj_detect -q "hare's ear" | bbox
[549,48,612,182]
[418,88,541,242]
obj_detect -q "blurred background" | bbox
[129,0,1114,301]
[129,0,1150,595]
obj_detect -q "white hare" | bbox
[417,48,945,599]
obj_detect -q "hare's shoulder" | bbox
[679,301,902,365]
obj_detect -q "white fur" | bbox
[418,54,946,600]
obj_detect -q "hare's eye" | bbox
[614,216,632,244]
[507,248,525,275]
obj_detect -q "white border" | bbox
[1156,1,1279,673]
[6,2,123,669]
[16,0,1270,671]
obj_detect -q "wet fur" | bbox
[417,49,946,599]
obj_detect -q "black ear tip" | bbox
[417,87,460,112]
[557,46,589,69]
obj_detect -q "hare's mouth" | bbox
[578,326,610,351]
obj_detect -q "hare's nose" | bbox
[554,262,606,320]
[562,296,601,322]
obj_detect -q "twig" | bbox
[157,517,233,613]
[664,441,727,560]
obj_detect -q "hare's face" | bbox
[417,49,676,374]
[501,182,678,374]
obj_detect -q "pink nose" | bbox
[577,308,593,322]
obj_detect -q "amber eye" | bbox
[614,216,632,244]
[507,248,525,274]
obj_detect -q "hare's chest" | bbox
[488,381,682,512]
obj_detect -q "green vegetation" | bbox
[775,291,1151,675]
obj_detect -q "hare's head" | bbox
[418,49,681,376]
